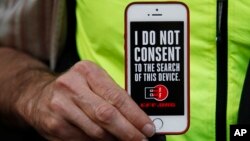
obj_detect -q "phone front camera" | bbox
[156,8,159,11]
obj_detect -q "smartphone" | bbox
[125,2,190,134]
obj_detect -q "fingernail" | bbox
[142,138,148,141]
[142,123,155,137]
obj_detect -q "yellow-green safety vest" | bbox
[76,0,250,141]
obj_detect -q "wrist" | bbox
[13,68,56,128]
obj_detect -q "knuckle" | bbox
[103,87,127,108]
[49,95,64,113]
[45,118,63,135]
[72,61,96,75]
[95,104,117,123]
[127,134,137,141]
[90,127,106,140]
[54,72,77,93]
[73,61,107,82]
[113,93,126,107]
[15,97,33,121]
[74,93,85,103]
[54,76,69,91]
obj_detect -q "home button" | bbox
[153,118,163,130]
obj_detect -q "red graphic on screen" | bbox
[154,85,169,101]
[145,84,169,101]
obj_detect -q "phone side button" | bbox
[153,118,163,130]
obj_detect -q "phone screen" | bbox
[129,21,185,116]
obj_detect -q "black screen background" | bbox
[130,21,185,115]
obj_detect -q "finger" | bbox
[39,113,92,141]
[56,121,93,141]
[51,82,116,141]
[73,88,147,141]
[59,61,150,140]
[73,61,155,137]
[56,68,146,140]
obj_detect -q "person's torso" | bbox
[76,0,250,141]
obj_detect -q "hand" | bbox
[15,61,155,141]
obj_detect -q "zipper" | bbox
[216,0,228,141]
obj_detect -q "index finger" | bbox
[76,61,155,137]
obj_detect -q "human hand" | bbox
[15,61,155,141]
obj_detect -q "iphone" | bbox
[125,2,190,134]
